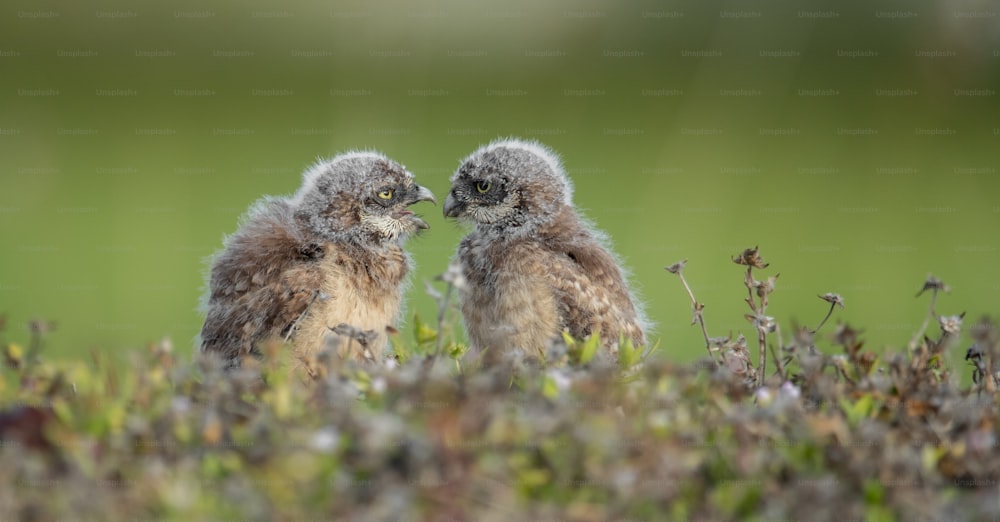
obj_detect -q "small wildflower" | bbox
[938,313,965,336]
[309,427,340,454]
[779,381,801,398]
[546,368,572,392]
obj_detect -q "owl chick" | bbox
[200,152,435,367]
[443,138,647,362]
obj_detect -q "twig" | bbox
[751,269,767,384]
[909,275,948,352]
[732,247,770,386]
[770,343,784,381]
[666,260,716,362]
[812,293,845,334]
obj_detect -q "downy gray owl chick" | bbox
[443,139,647,362]
[200,152,435,367]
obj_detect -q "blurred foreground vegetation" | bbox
[2,249,999,520]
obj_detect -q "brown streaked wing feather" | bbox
[542,232,645,349]
[201,200,325,360]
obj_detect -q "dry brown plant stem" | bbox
[910,289,938,352]
[748,267,767,385]
[666,260,716,363]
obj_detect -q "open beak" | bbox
[400,185,435,231]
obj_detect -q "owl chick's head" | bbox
[291,151,435,243]
[443,138,573,234]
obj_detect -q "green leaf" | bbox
[579,333,600,364]
[4,343,23,368]
[541,374,559,399]
[618,337,640,370]
[839,393,878,426]
[413,314,437,344]
[922,444,947,472]
[863,478,884,504]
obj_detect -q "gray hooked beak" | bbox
[400,185,435,231]
[443,193,465,219]
[410,185,437,206]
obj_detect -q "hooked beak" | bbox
[409,185,437,206]
[443,193,465,219]
[399,185,435,232]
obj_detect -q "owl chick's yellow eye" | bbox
[377,188,394,200]
[475,181,491,194]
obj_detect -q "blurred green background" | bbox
[1,0,998,364]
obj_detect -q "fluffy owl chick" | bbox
[443,138,647,362]
[200,152,435,367]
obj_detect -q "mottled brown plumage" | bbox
[443,139,647,362]
[200,152,435,367]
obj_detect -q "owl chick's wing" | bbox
[540,235,645,348]
[200,199,325,360]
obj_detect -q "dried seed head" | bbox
[938,313,965,336]
[970,316,998,346]
[723,340,753,376]
[754,274,780,298]
[916,274,950,297]
[664,259,687,275]
[330,323,378,348]
[438,261,467,290]
[708,335,731,351]
[733,246,769,269]
[793,326,815,349]
[746,313,776,333]
[833,323,863,348]
[819,293,845,309]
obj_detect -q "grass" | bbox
[1,246,998,520]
